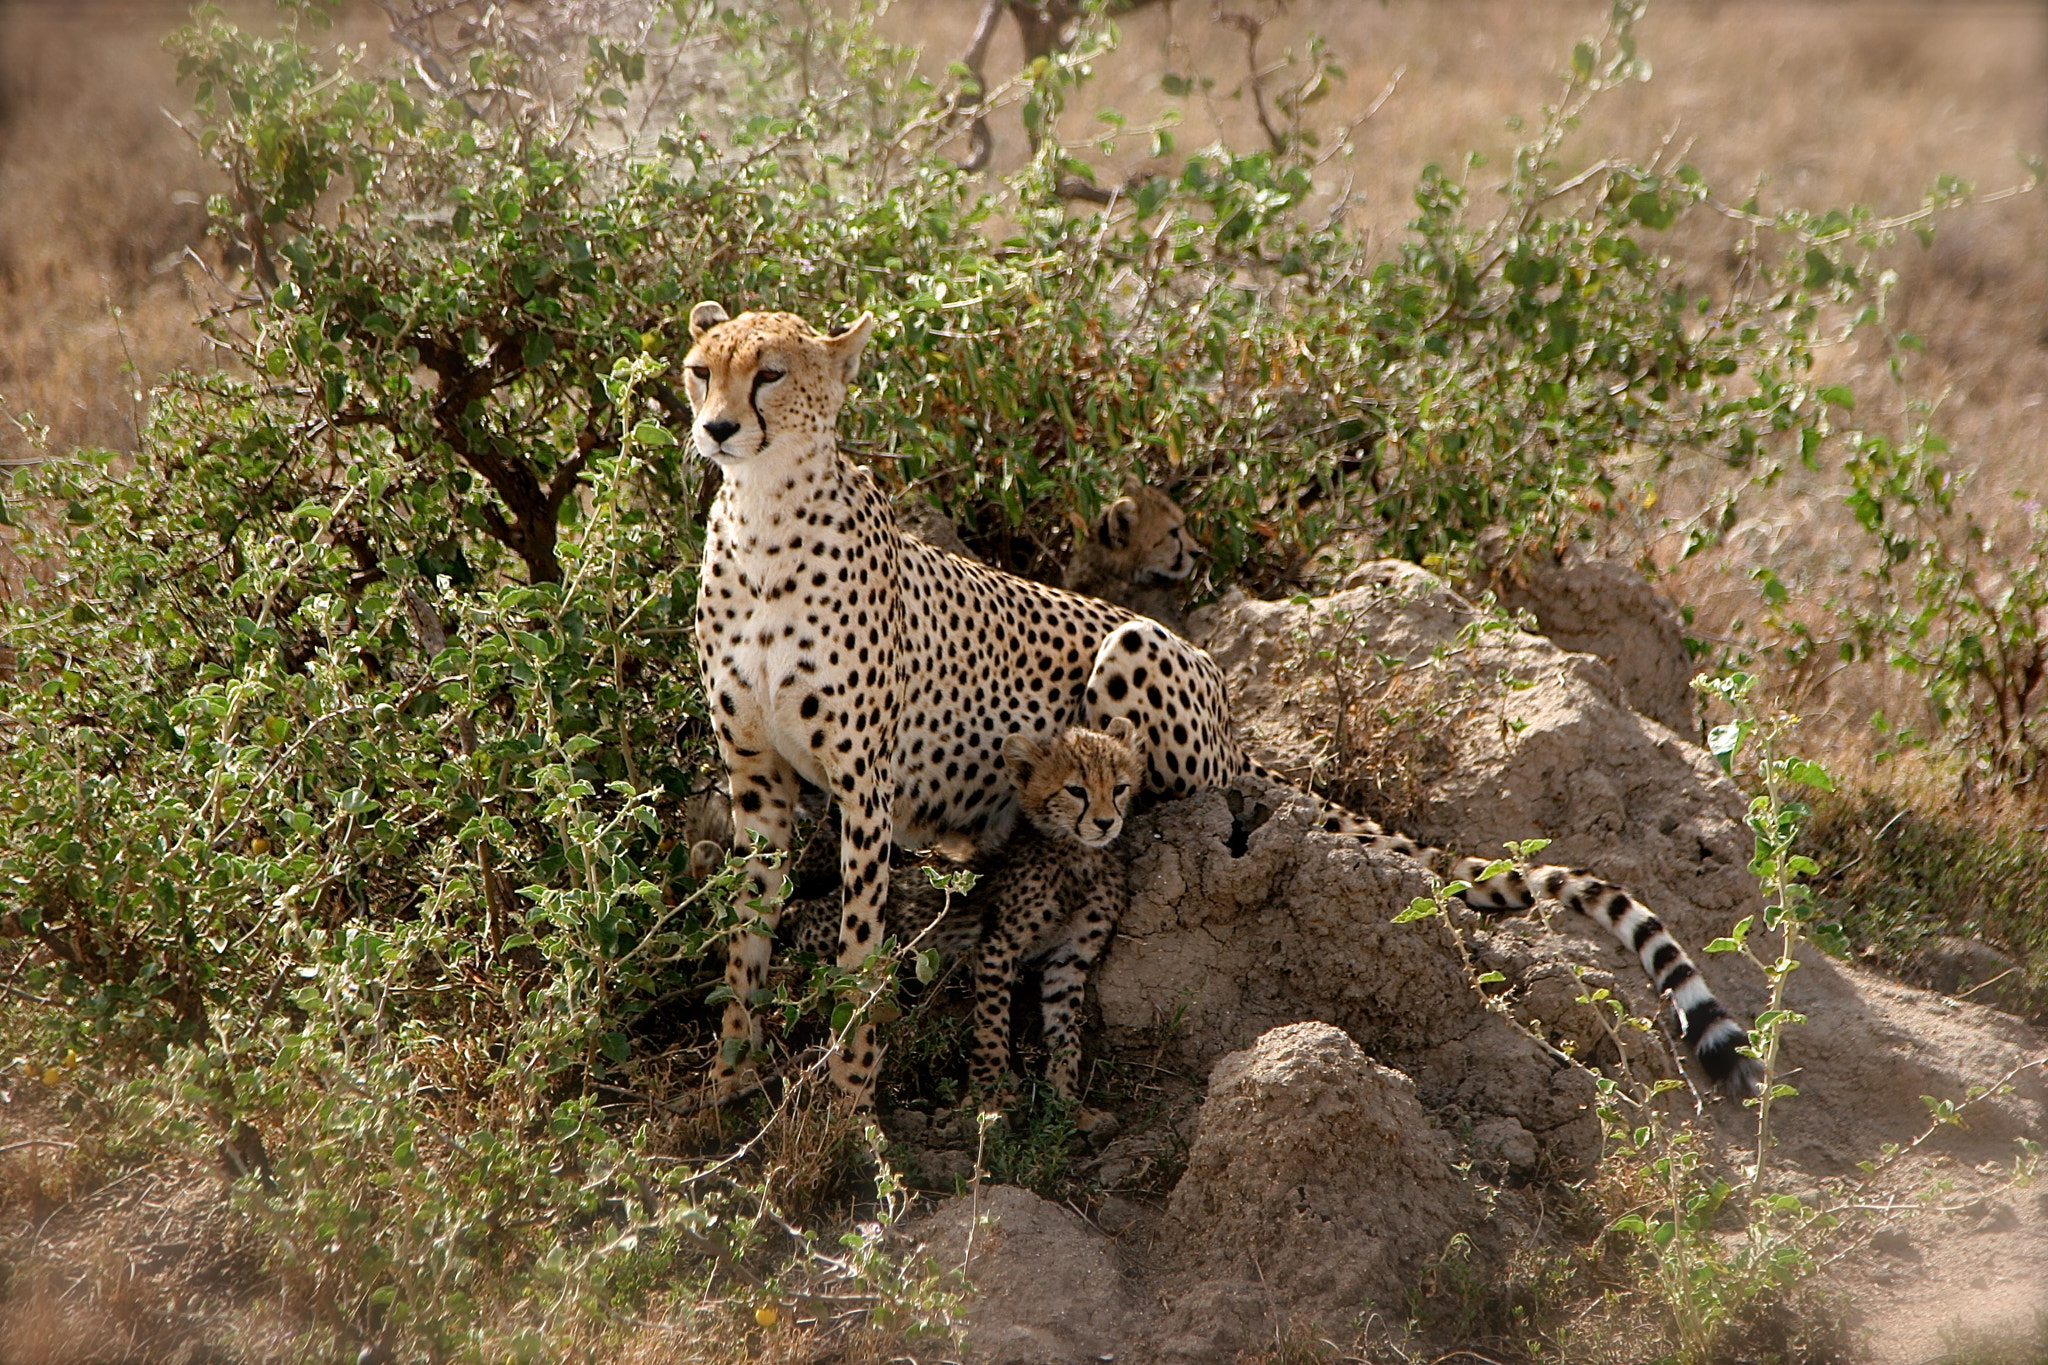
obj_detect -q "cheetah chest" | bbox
[703,535,885,797]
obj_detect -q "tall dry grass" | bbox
[0,0,223,467]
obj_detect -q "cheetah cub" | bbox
[970,718,1140,1123]
[1063,478,1198,632]
[775,721,1139,1121]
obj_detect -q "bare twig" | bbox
[956,0,1005,173]
[1214,7,1285,157]
[0,1138,80,1155]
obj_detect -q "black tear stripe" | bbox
[749,378,770,448]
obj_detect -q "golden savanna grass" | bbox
[0,0,220,466]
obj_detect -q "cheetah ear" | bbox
[1097,495,1139,549]
[1121,473,1145,498]
[1001,731,1043,782]
[821,311,876,385]
[688,301,729,341]
[1105,716,1137,745]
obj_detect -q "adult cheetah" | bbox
[682,302,1759,1103]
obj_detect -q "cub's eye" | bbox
[755,368,786,384]
[686,365,711,381]
[1064,784,1087,800]
[1113,783,1131,797]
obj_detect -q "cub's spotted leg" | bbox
[967,913,1031,1097]
[1035,875,1123,1127]
[713,745,802,1098]
[966,865,1065,1098]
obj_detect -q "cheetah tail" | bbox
[1236,765,1760,1099]
[1455,859,1762,1100]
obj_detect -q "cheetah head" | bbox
[1002,718,1142,850]
[1091,478,1197,584]
[680,302,876,464]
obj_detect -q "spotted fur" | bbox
[967,719,1139,1119]
[1321,816,1759,1094]
[683,303,1756,1103]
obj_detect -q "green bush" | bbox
[0,0,2023,1355]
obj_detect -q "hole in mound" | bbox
[1223,788,1273,857]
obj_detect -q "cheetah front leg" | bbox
[828,767,895,1104]
[712,732,802,1099]
[967,919,1026,1099]
[968,875,1059,1101]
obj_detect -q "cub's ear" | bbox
[689,301,730,341]
[1097,494,1139,550]
[1104,717,1137,745]
[823,311,876,385]
[1121,473,1145,498]
[1001,731,1044,782]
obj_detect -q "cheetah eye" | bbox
[1064,784,1087,800]
[686,365,710,382]
[755,368,786,385]
[1113,782,1131,797]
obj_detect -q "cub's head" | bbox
[680,302,876,463]
[1088,478,1197,584]
[1001,718,1142,850]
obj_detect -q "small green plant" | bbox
[1697,670,1839,1185]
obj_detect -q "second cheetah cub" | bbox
[970,718,1141,1125]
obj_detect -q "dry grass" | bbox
[0,0,225,467]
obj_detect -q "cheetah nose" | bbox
[1094,816,1116,833]
[702,417,741,445]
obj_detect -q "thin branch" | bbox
[0,1139,79,1156]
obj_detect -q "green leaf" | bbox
[1783,759,1835,792]
[631,419,675,448]
[1707,719,1751,773]
[1393,897,1442,924]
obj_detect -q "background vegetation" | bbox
[1,0,2043,1360]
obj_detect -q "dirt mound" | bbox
[1097,776,1603,1174]
[1473,529,1700,736]
[912,1183,1138,1363]
[911,1024,1477,1365]
[1183,567,2048,1154]
[1151,1022,1474,1359]
[913,565,2045,1362]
